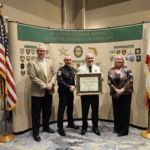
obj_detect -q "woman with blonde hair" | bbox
[108,54,133,136]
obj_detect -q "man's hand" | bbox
[101,77,104,81]
[46,83,53,91]
[70,86,75,92]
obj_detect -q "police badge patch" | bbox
[128,49,133,54]
[76,63,80,68]
[21,70,25,76]
[46,50,49,55]
[20,48,24,54]
[116,50,120,54]
[20,56,25,62]
[122,50,126,55]
[58,71,62,76]
[136,55,141,61]
[135,48,141,54]
[129,56,134,61]
[26,56,30,61]
[31,56,35,61]
[31,49,35,54]
[110,56,114,62]
[26,49,30,55]
[74,46,83,58]
[20,63,25,69]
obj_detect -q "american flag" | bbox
[144,28,150,109]
[0,11,17,110]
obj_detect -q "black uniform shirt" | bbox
[57,65,77,93]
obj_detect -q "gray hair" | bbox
[37,44,45,50]
[112,54,127,67]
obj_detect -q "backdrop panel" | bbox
[8,22,148,133]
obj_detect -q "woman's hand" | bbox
[115,89,123,95]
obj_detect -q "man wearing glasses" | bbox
[28,44,56,142]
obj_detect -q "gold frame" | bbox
[76,72,102,96]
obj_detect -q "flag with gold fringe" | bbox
[144,28,150,109]
[0,11,17,110]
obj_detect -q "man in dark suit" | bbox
[28,44,56,142]
[57,55,79,136]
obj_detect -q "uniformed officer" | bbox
[57,55,79,136]
[78,53,104,136]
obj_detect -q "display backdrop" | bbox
[8,22,148,133]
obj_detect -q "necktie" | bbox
[89,66,92,73]
[42,60,48,84]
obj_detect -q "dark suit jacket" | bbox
[108,66,133,98]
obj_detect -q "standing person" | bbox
[78,53,104,136]
[57,55,79,136]
[28,44,56,142]
[108,54,133,136]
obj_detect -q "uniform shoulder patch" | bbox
[58,71,62,76]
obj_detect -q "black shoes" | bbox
[118,133,128,137]
[67,124,79,129]
[93,128,100,136]
[113,129,118,133]
[43,128,55,133]
[81,129,87,135]
[57,129,66,136]
[33,134,41,142]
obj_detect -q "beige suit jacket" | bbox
[28,57,56,97]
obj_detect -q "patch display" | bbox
[45,57,50,59]
[76,63,80,68]
[96,63,100,67]
[20,63,25,69]
[20,56,25,62]
[109,50,115,53]
[110,57,114,62]
[71,63,74,67]
[128,49,133,54]
[46,50,49,55]
[129,56,134,61]
[122,50,126,55]
[31,49,35,54]
[21,70,25,76]
[74,46,83,58]
[125,57,128,60]
[26,49,30,55]
[20,48,24,54]
[136,55,141,61]
[26,56,30,61]
[135,48,141,54]
[59,63,63,68]
[116,50,120,54]
[59,47,67,55]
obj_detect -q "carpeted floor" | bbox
[0,119,150,150]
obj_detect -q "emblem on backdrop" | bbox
[31,49,35,54]
[135,48,141,54]
[71,63,74,68]
[116,50,120,54]
[109,50,115,53]
[45,57,50,59]
[128,49,133,55]
[59,47,67,55]
[136,55,141,61]
[21,70,25,76]
[122,50,126,55]
[110,56,114,62]
[129,56,134,61]
[96,63,100,67]
[88,47,98,55]
[76,63,80,68]
[20,56,25,62]
[74,46,83,58]
[26,56,30,61]
[26,49,30,55]
[31,56,35,61]
[20,63,25,69]
[59,63,63,68]
[46,50,49,55]
[125,57,128,60]
[20,48,24,54]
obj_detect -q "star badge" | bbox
[59,47,67,55]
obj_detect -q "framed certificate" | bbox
[76,72,102,95]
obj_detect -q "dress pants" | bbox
[112,94,132,135]
[57,91,74,129]
[81,95,99,129]
[32,90,52,134]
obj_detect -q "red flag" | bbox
[0,11,17,110]
[144,29,150,109]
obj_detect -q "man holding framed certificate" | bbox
[77,53,104,136]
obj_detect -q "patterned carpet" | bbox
[0,119,150,150]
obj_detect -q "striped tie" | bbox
[42,60,48,84]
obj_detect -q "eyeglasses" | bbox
[38,50,46,53]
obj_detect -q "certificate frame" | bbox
[76,72,102,96]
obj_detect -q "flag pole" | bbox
[0,3,14,143]
[0,79,14,142]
